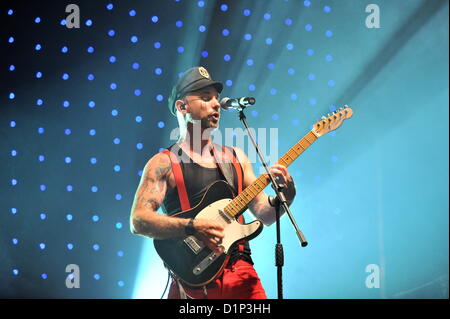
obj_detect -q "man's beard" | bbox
[186,114,220,135]
[202,117,219,129]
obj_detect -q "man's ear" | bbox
[175,99,188,113]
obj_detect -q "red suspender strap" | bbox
[161,149,191,211]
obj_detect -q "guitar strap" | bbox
[210,144,243,195]
[210,145,246,253]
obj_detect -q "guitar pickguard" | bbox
[195,198,261,254]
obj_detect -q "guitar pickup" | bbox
[183,236,205,254]
[218,209,232,224]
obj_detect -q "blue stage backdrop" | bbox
[0,0,448,299]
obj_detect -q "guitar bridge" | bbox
[193,251,222,276]
[184,236,205,254]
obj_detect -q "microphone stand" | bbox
[235,105,308,300]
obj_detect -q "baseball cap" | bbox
[168,66,223,116]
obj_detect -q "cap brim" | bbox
[181,79,223,96]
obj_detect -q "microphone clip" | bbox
[220,97,256,110]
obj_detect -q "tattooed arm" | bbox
[130,152,189,239]
[130,152,225,250]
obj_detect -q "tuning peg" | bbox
[321,116,326,120]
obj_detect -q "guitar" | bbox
[154,106,353,286]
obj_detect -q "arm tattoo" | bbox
[135,155,171,212]
[145,198,160,211]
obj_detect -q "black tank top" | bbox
[161,145,253,265]
[161,148,223,215]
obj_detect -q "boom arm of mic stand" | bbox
[238,109,308,247]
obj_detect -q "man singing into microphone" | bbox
[129,66,296,299]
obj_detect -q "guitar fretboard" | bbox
[224,130,318,217]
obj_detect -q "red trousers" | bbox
[167,259,267,299]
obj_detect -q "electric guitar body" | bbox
[154,180,263,287]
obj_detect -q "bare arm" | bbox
[233,147,296,226]
[130,152,188,238]
[130,152,225,251]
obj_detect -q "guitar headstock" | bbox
[312,105,353,137]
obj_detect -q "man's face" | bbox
[183,86,221,129]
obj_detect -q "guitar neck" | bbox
[224,130,319,218]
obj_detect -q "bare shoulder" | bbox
[231,146,249,165]
[131,152,172,215]
[142,151,172,182]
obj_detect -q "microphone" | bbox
[220,97,256,110]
